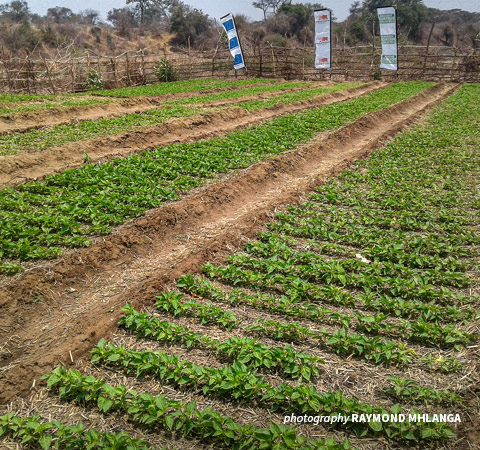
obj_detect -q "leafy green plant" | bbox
[0,81,433,269]
[91,341,455,442]
[386,377,463,405]
[420,354,464,374]
[119,303,323,380]
[0,413,154,449]
[86,69,106,91]
[96,77,274,98]
[155,291,238,330]
[153,57,177,82]
[42,367,350,450]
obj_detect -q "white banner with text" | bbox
[314,9,331,69]
[377,6,398,71]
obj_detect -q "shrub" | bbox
[87,69,105,90]
[153,57,177,82]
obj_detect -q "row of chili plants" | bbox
[87,339,455,441]
[40,366,352,450]
[0,81,432,274]
[153,290,475,356]
[0,77,285,118]
[151,292,418,366]
[164,81,363,109]
[0,95,113,116]
[3,84,477,450]
[0,414,156,450]
[91,77,275,98]
[0,80,360,156]
[0,78,261,115]
[99,84,478,447]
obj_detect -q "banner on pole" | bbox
[220,13,246,70]
[314,9,331,69]
[377,6,398,71]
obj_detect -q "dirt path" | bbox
[0,82,381,188]
[0,83,457,404]
[0,80,313,134]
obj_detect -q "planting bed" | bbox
[0,81,432,274]
[0,78,478,450]
[0,81,362,157]
[0,80,375,186]
[0,78,286,134]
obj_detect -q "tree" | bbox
[47,6,74,23]
[348,20,368,43]
[269,0,290,14]
[0,0,30,22]
[125,0,177,25]
[344,0,368,44]
[169,2,213,47]
[439,24,455,46]
[361,0,428,42]
[253,0,291,20]
[107,7,138,36]
[79,9,100,25]
[276,3,325,39]
[126,0,149,24]
[253,0,270,21]
[349,1,362,18]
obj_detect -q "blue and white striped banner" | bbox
[220,13,246,70]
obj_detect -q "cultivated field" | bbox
[0,78,478,450]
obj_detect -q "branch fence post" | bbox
[423,22,435,77]
[26,53,32,94]
[141,49,146,85]
[43,57,56,94]
[1,49,13,92]
[125,52,131,86]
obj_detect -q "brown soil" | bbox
[0,82,381,188]
[0,80,301,134]
[0,82,457,405]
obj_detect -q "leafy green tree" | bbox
[269,0,290,14]
[169,2,213,47]
[348,20,368,44]
[276,2,325,39]
[0,0,30,22]
[253,0,270,21]
[107,7,138,36]
[361,0,428,41]
[46,7,73,23]
[344,0,368,44]
[349,1,362,18]
[79,9,100,25]
[126,0,150,24]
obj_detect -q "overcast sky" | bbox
[26,0,480,22]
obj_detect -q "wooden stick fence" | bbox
[0,45,478,94]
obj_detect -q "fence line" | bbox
[0,45,478,94]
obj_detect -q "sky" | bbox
[25,0,480,22]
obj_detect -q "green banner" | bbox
[381,55,398,65]
[381,34,396,45]
[379,13,395,24]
